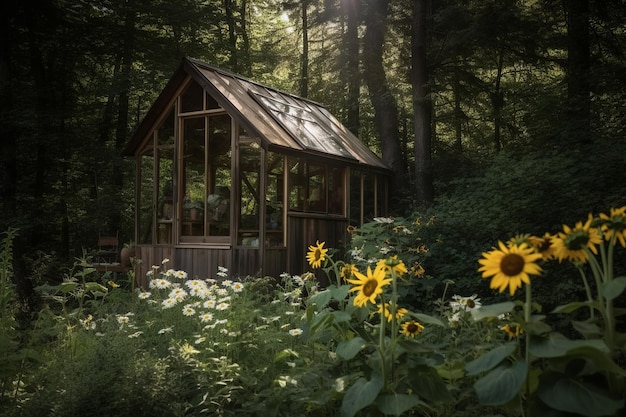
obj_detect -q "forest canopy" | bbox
[1,0,625,297]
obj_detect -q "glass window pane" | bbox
[288,158,305,211]
[266,153,284,247]
[207,114,231,237]
[328,166,344,215]
[181,117,205,237]
[181,80,204,113]
[157,108,175,146]
[157,147,174,244]
[238,139,260,246]
[363,173,375,221]
[307,164,326,212]
[206,92,220,110]
[138,151,154,244]
[349,170,361,226]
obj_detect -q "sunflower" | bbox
[347,265,391,307]
[401,320,424,337]
[599,205,626,248]
[527,233,557,261]
[552,214,602,263]
[500,323,524,339]
[346,225,357,234]
[377,302,409,322]
[306,241,329,268]
[376,255,408,276]
[340,263,359,281]
[478,241,542,296]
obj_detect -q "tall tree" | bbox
[564,0,591,145]
[339,0,360,135]
[411,0,433,204]
[362,0,405,191]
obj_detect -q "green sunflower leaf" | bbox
[601,276,626,301]
[529,332,609,358]
[465,342,517,376]
[309,289,332,311]
[341,374,384,417]
[410,312,445,327]
[551,300,599,314]
[336,337,367,360]
[375,393,423,416]
[473,359,527,406]
[471,301,515,321]
[537,371,624,417]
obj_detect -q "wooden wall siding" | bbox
[287,216,348,282]
[232,247,261,278]
[175,247,232,280]
[262,248,288,278]
[135,245,174,288]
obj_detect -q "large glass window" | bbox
[288,158,345,215]
[180,113,232,241]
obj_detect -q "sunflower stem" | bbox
[524,282,532,417]
[576,266,595,320]
[378,293,388,386]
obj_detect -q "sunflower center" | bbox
[407,323,418,333]
[466,299,475,309]
[500,253,525,276]
[362,279,379,297]
[313,249,321,260]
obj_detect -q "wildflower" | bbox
[411,263,425,278]
[169,288,188,300]
[501,323,524,339]
[599,205,626,247]
[174,270,188,280]
[215,302,230,311]
[527,233,557,261]
[377,302,408,322]
[108,280,119,288]
[128,331,143,338]
[117,315,130,326]
[289,328,303,336]
[231,282,244,292]
[292,275,304,286]
[185,279,206,290]
[306,241,328,269]
[347,225,357,234]
[203,299,216,309]
[215,319,228,325]
[162,298,177,308]
[150,279,171,289]
[162,258,170,265]
[137,290,151,299]
[377,256,408,276]
[158,327,173,334]
[401,320,424,337]
[450,295,482,312]
[199,312,214,323]
[195,337,206,344]
[478,241,542,296]
[373,217,394,224]
[346,265,392,307]
[341,263,359,281]
[552,214,602,263]
[182,305,196,316]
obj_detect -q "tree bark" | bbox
[411,0,433,204]
[300,1,309,98]
[565,0,591,145]
[362,0,404,192]
[340,0,360,135]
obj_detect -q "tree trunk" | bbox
[239,0,252,76]
[340,0,360,135]
[565,0,591,145]
[492,47,504,152]
[362,0,404,193]
[300,1,309,98]
[225,0,239,72]
[411,0,433,204]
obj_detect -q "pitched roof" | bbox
[124,57,389,171]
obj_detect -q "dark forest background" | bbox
[1,0,625,303]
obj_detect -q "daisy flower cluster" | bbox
[138,263,246,337]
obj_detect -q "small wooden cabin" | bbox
[124,58,390,284]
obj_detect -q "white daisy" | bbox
[289,328,303,336]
